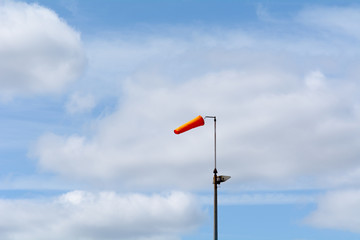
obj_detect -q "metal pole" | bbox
[214,168,218,240]
[214,117,217,170]
[206,116,218,240]
[213,117,218,240]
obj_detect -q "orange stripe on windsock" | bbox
[174,115,205,134]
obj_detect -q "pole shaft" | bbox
[213,117,218,240]
[206,116,218,240]
[214,117,217,169]
[214,170,218,240]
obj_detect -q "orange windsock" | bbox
[174,115,205,134]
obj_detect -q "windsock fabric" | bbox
[174,115,205,134]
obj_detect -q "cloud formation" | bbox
[0,191,204,240]
[32,6,360,191]
[297,6,360,39]
[2,1,360,238]
[65,92,96,114]
[0,1,85,100]
[305,189,360,233]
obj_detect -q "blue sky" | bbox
[2,0,360,239]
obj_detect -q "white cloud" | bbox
[304,71,326,91]
[31,7,360,192]
[0,1,85,100]
[33,56,360,191]
[305,189,360,233]
[297,6,360,39]
[65,92,96,114]
[0,191,205,240]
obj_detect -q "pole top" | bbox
[205,116,216,120]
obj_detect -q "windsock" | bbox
[174,115,205,134]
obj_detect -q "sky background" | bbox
[1,0,360,239]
